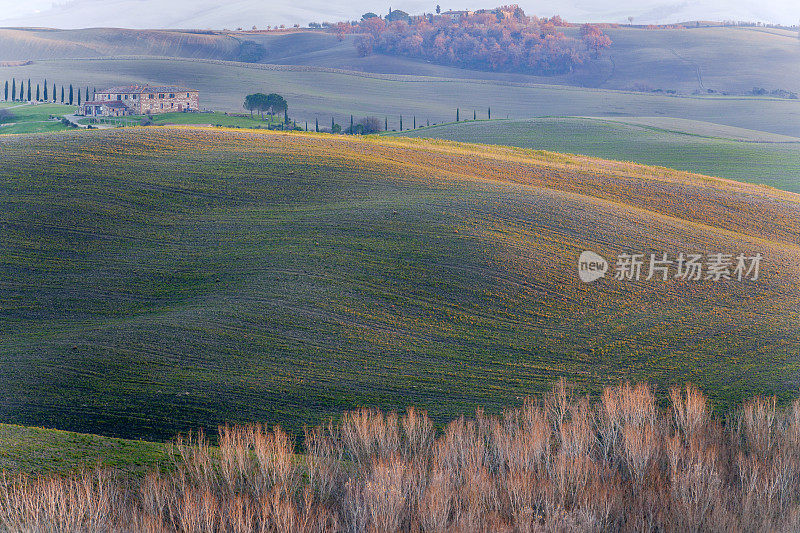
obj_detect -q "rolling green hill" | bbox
[1,128,798,442]
[388,117,800,193]
[0,424,167,475]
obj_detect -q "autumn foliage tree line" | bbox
[5,380,800,531]
[342,5,613,75]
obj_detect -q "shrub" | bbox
[236,40,267,63]
[5,381,800,531]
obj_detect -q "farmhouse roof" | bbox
[140,85,197,93]
[100,84,197,94]
[100,85,146,94]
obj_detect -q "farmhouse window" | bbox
[187,93,190,97]
[169,93,175,98]
[117,95,122,100]
[149,94,155,99]
[159,94,165,99]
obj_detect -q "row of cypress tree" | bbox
[307,107,494,134]
[3,78,95,106]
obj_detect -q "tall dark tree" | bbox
[284,107,289,125]
[35,84,40,102]
[52,83,56,102]
[385,117,388,131]
[85,87,89,101]
[27,79,31,101]
[473,109,476,120]
[413,116,416,128]
[350,115,354,134]
[262,93,286,120]
[488,107,491,120]
[315,117,319,132]
[427,118,430,127]
[243,93,260,117]
[305,121,308,131]
[11,79,15,101]
[399,115,403,130]
[61,86,65,103]
[3,80,7,102]
[331,117,334,131]
[456,108,459,121]
[77,90,81,106]
[43,80,48,101]
[436,5,441,14]
[19,80,23,101]
[69,84,73,105]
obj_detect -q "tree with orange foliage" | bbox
[351,5,609,74]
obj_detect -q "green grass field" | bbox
[388,117,800,193]
[79,111,285,128]
[0,424,168,475]
[0,103,75,134]
[1,128,799,443]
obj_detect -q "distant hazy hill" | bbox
[0,0,796,29]
[1,26,798,96]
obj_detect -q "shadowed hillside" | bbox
[0,128,798,441]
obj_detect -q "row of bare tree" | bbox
[2,380,800,531]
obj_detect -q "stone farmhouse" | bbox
[80,85,199,117]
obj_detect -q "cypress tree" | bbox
[11,79,15,101]
[19,80,23,101]
[427,118,429,127]
[61,86,64,103]
[399,116,403,130]
[284,107,288,125]
[331,117,334,131]
[350,115,354,134]
[77,90,81,106]
[85,87,89,101]
[305,121,308,131]
[36,84,40,101]
[456,108,459,121]
[43,80,48,101]
[69,84,73,105]
[52,83,56,102]
[27,79,31,101]
[385,117,388,131]
[3,80,7,101]
[315,117,319,132]
[488,107,491,120]
[473,109,476,120]
[413,116,416,129]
